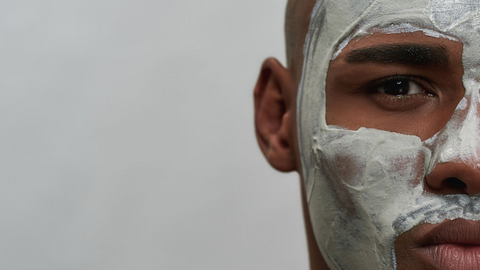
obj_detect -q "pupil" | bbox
[383,80,410,95]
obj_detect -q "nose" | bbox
[425,162,480,195]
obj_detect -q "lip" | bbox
[414,219,480,270]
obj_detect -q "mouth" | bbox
[415,219,480,270]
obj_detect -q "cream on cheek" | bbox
[298,0,480,269]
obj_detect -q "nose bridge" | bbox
[424,79,480,195]
[435,78,480,168]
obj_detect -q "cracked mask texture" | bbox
[297,0,480,269]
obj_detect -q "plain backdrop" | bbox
[1,0,307,269]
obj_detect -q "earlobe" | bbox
[254,58,296,172]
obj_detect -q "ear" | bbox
[254,58,296,172]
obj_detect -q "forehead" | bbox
[311,1,480,41]
[318,0,480,65]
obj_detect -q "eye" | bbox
[374,77,425,96]
[366,75,437,111]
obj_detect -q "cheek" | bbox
[307,126,430,269]
[320,131,427,190]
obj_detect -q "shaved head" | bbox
[285,0,317,83]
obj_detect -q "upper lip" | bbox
[419,219,480,247]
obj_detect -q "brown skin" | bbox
[326,32,465,141]
[255,1,478,269]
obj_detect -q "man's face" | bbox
[298,0,480,269]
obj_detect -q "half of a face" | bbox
[298,0,480,269]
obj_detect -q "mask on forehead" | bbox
[298,0,480,269]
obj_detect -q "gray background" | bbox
[1,0,308,269]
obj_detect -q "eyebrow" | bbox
[345,43,449,66]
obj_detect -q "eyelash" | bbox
[368,74,434,95]
[365,74,437,109]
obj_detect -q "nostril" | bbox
[425,163,480,195]
[443,177,467,189]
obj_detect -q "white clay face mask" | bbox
[297,0,480,269]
